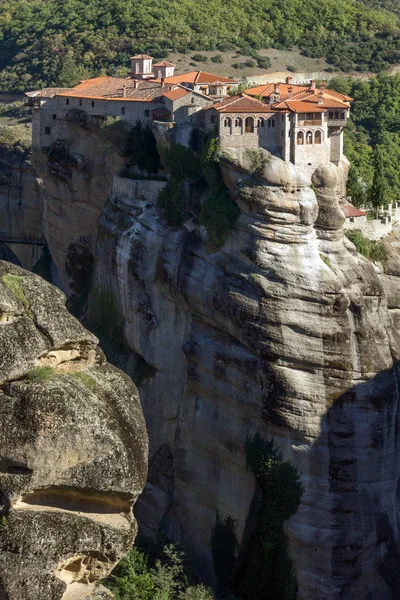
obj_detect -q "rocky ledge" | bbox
[0,261,148,600]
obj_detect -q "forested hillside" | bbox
[1,0,400,92]
[330,73,400,209]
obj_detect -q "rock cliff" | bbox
[23,119,400,598]
[0,261,148,600]
[0,146,44,268]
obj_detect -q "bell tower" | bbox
[130,54,154,79]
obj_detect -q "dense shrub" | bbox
[345,229,389,262]
[192,54,208,62]
[104,544,215,600]
[210,55,223,63]
[256,56,272,69]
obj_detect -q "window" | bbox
[224,117,232,128]
[235,117,242,128]
[335,111,339,119]
[258,118,264,127]
[268,119,271,128]
[79,99,82,106]
[245,117,254,133]
[271,119,275,127]
[211,115,217,124]
[329,111,333,119]
[306,131,313,144]
[297,131,304,145]
[288,130,291,137]
[66,98,70,105]
[191,98,195,104]
[121,107,126,115]
[145,110,150,117]
[340,112,345,120]
[45,127,51,135]
[52,114,56,120]
[315,130,322,144]
[92,101,95,107]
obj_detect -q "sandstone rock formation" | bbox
[23,118,400,598]
[0,146,44,269]
[0,261,148,600]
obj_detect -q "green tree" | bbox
[369,145,390,215]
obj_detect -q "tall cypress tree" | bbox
[369,145,389,217]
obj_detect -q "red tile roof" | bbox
[212,94,275,113]
[163,87,190,100]
[160,70,239,85]
[274,99,326,113]
[343,205,367,218]
[130,54,153,60]
[246,81,352,110]
[246,82,310,98]
[154,61,175,67]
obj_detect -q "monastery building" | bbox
[25,55,352,173]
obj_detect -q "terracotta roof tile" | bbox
[130,54,153,60]
[213,94,275,113]
[160,70,238,85]
[163,87,190,100]
[25,87,73,98]
[343,205,367,217]
[273,99,326,112]
[154,61,175,67]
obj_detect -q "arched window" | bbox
[191,98,195,104]
[297,131,304,145]
[145,109,150,117]
[235,117,242,128]
[121,107,126,115]
[245,117,254,133]
[315,130,322,144]
[224,117,232,128]
[258,118,264,128]
[211,115,217,124]
[306,130,313,145]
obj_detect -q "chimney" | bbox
[318,92,323,105]
[320,81,326,91]
[274,83,280,93]
[133,79,138,89]
[310,79,316,89]
[285,76,293,84]
[161,77,165,88]
[122,85,127,98]
[288,86,293,97]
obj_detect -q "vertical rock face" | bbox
[90,147,400,598]
[28,121,400,597]
[0,261,148,600]
[0,147,44,268]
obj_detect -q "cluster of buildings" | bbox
[26,54,352,174]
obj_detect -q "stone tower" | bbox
[153,61,175,79]
[130,54,153,78]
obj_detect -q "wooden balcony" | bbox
[298,119,322,126]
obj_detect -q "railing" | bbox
[298,120,322,126]
[0,232,46,246]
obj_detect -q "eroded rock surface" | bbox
[88,144,400,599]
[0,261,148,600]
[27,117,400,599]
